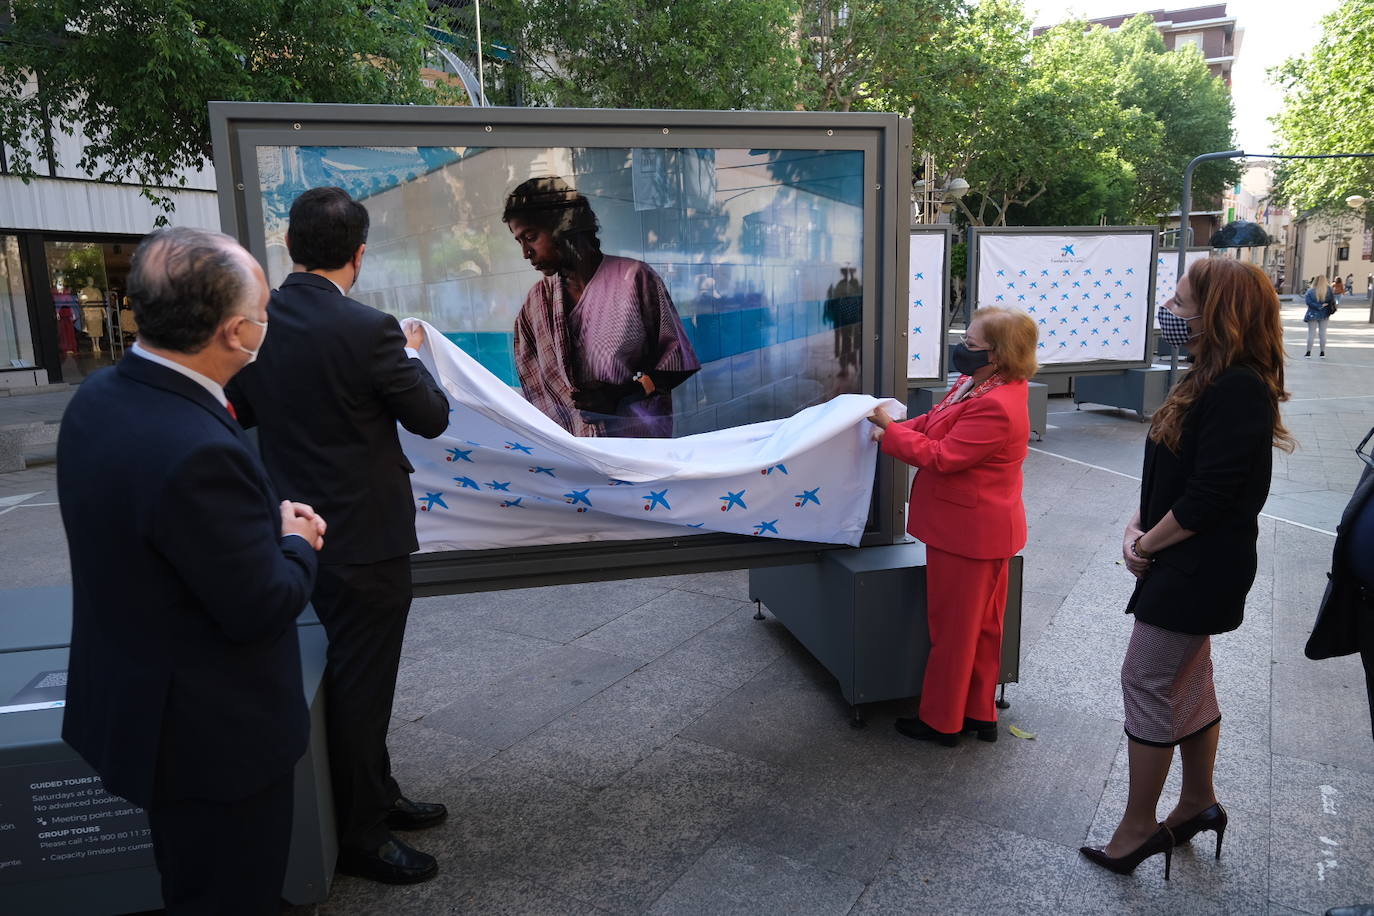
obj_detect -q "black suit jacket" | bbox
[227,273,449,564]
[58,355,317,808]
[1307,461,1374,660]
[1126,366,1275,635]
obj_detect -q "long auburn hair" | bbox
[1150,258,1295,454]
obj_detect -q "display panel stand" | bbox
[1072,363,1190,421]
[0,588,335,914]
[748,543,1022,727]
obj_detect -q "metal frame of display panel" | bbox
[967,225,1160,375]
[906,225,952,383]
[208,102,912,593]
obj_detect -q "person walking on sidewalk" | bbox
[867,306,1037,747]
[1082,259,1294,879]
[1304,275,1337,358]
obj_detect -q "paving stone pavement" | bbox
[0,306,1370,915]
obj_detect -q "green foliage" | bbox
[1270,0,1374,212]
[0,0,450,205]
[482,0,806,110]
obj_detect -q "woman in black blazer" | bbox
[1080,258,1295,878]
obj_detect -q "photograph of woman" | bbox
[1081,258,1294,879]
[504,176,701,438]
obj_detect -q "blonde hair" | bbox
[1151,259,1295,454]
[1312,276,1329,300]
[973,306,1039,381]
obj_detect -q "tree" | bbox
[0,1,454,211]
[1270,0,1374,213]
[481,0,805,111]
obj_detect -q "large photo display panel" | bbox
[972,228,1157,370]
[907,229,949,381]
[1153,248,1211,327]
[255,144,866,439]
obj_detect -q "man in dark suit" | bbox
[228,186,450,884]
[59,227,326,913]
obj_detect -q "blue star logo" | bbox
[1083,268,1093,276]
[1105,268,1114,275]
[1018,269,1028,277]
[686,523,706,528]
[453,476,481,490]
[529,466,557,477]
[719,490,748,512]
[1061,244,1075,256]
[609,478,633,486]
[644,489,671,511]
[445,447,473,463]
[915,272,925,280]
[794,488,821,507]
[762,464,789,476]
[754,520,780,535]
[504,441,533,454]
[418,492,448,511]
[500,497,525,508]
[996,269,1006,277]
[564,488,592,508]
[1126,268,1135,275]
[996,294,1005,302]
[486,481,511,491]
[1041,269,1050,277]
[914,298,924,307]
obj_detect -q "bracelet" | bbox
[1130,536,1153,561]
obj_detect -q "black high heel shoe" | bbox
[894,716,959,747]
[1169,802,1227,859]
[1079,824,1175,879]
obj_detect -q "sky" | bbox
[1027,0,1345,153]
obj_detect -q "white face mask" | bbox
[237,316,268,364]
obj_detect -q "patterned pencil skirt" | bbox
[1121,619,1222,747]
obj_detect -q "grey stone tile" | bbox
[644,568,754,601]
[392,626,563,721]
[647,839,864,916]
[1269,755,1374,916]
[1097,729,1273,824]
[510,739,786,914]
[386,721,499,800]
[1017,588,1066,663]
[422,645,640,749]
[1271,655,1374,775]
[0,503,70,587]
[722,767,913,883]
[644,605,793,689]
[921,698,1124,846]
[851,813,1077,915]
[570,588,744,662]
[499,667,731,789]
[450,578,675,643]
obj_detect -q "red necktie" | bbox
[226,400,238,421]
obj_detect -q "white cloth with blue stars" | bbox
[402,321,904,552]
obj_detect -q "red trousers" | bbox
[918,546,1009,734]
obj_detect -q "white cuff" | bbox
[404,347,420,360]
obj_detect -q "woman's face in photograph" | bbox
[507,217,561,276]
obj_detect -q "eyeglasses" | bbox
[959,335,989,350]
[1358,426,1374,471]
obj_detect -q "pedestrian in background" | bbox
[1304,276,1337,358]
[867,305,1037,746]
[1082,259,1294,879]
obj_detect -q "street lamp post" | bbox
[1347,195,1372,323]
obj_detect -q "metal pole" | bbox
[1173,150,1245,387]
[474,0,487,107]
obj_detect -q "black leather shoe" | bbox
[386,796,448,830]
[962,718,998,742]
[894,716,959,747]
[337,835,438,885]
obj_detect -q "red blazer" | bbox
[881,378,1029,560]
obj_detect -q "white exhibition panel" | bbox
[1152,249,1211,328]
[975,232,1155,365]
[401,321,903,552]
[907,232,947,381]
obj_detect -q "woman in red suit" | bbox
[868,305,1037,746]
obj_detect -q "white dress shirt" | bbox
[130,342,229,408]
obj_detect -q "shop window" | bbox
[1,236,36,368]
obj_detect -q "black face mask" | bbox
[951,342,992,375]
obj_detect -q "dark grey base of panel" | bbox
[0,589,335,914]
[748,543,1022,712]
[1073,364,1188,421]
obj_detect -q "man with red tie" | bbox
[869,306,1038,746]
